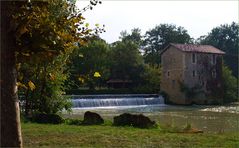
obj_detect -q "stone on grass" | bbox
[82,111,104,125]
[113,113,156,128]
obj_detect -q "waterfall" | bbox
[71,94,164,108]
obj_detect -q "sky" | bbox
[76,0,238,44]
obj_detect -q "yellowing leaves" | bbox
[49,73,55,81]
[72,17,81,24]
[78,54,84,58]
[79,39,87,46]
[17,81,36,91]
[21,53,30,56]
[28,81,36,91]
[16,25,28,39]
[94,72,101,78]
[17,82,27,89]
[78,77,85,83]
[85,23,89,28]
[16,63,21,70]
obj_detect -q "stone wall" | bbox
[161,46,186,104]
[161,46,224,105]
[183,52,224,104]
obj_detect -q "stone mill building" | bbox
[160,43,225,104]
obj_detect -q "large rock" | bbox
[82,111,104,125]
[113,113,156,128]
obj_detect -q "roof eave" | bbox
[159,43,173,55]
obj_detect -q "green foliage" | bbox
[143,24,192,65]
[198,22,239,78]
[18,54,72,114]
[139,64,161,93]
[120,28,143,46]
[67,33,161,93]
[110,40,144,84]
[179,81,202,99]
[67,37,110,91]
[222,65,238,103]
[65,118,83,125]
[15,0,102,115]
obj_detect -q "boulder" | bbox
[113,113,156,128]
[82,111,104,125]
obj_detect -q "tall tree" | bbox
[0,0,101,146]
[198,22,239,78]
[120,28,143,47]
[143,24,192,65]
[109,40,144,85]
[1,2,23,146]
[68,37,110,91]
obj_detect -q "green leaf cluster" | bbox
[67,37,110,91]
[198,22,239,78]
[14,0,101,115]
[67,32,161,93]
[222,65,238,103]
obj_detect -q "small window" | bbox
[192,53,196,64]
[200,80,205,86]
[212,55,216,65]
[172,80,175,88]
[212,70,216,78]
[167,71,170,77]
[192,70,196,77]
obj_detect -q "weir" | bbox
[71,94,164,108]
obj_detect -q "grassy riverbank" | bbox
[22,123,239,147]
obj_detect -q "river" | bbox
[64,95,239,133]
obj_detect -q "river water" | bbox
[65,95,239,133]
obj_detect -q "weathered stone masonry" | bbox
[160,43,225,105]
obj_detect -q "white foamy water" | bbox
[71,94,164,108]
[200,106,239,114]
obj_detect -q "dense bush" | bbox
[222,65,238,103]
[18,55,73,116]
[65,118,83,125]
[31,113,64,124]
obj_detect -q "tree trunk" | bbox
[0,1,23,147]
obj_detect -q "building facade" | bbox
[160,43,225,104]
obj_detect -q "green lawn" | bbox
[22,123,239,147]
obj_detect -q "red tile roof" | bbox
[170,43,225,54]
